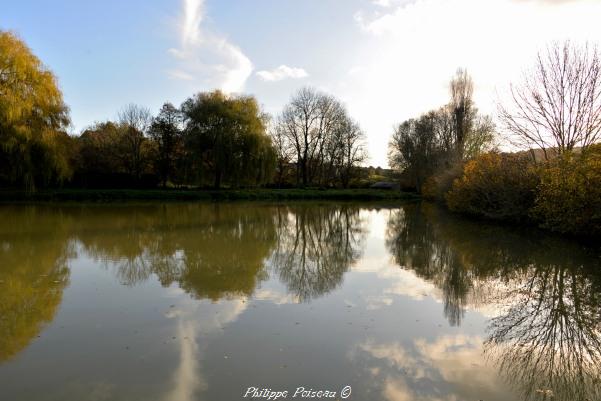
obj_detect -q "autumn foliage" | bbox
[446,146,601,237]
[446,153,539,222]
[531,145,601,236]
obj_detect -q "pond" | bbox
[0,202,600,401]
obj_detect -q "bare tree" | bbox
[280,87,321,186]
[118,104,153,180]
[278,87,360,187]
[500,42,601,160]
[334,117,368,188]
[269,117,294,187]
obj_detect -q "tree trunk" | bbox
[214,167,222,189]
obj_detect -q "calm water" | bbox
[0,202,600,401]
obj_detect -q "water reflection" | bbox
[71,204,364,302]
[386,205,475,326]
[0,207,72,362]
[0,202,599,401]
[485,261,601,401]
[271,205,366,302]
[386,203,601,401]
[352,335,511,401]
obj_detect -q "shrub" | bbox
[446,153,539,222]
[531,145,601,237]
[422,161,465,201]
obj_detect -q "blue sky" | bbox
[3,0,601,166]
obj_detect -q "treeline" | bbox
[73,94,276,189]
[0,31,367,190]
[389,42,601,238]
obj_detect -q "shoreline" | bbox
[0,188,420,203]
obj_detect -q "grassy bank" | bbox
[0,188,419,203]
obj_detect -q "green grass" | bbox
[0,188,419,202]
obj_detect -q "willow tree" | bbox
[181,90,275,188]
[0,31,71,190]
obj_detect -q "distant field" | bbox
[0,188,419,202]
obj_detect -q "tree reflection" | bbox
[75,204,277,301]
[485,262,601,401]
[270,205,366,302]
[385,204,474,325]
[74,203,366,303]
[0,207,72,362]
[385,202,601,400]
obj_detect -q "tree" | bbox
[117,104,153,180]
[388,112,441,192]
[279,88,323,186]
[500,41,601,160]
[0,31,71,190]
[77,122,124,181]
[336,117,368,188]
[388,70,495,193]
[181,90,275,189]
[277,87,366,187]
[449,68,475,160]
[149,103,183,187]
[269,118,295,187]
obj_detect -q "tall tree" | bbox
[388,70,495,192]
[279,88,322,186]
[449,68,475,160]
[0,31,71,190]
[181,90,275,189]
[330,116,367,188]
[388,113,441,192]
[500,41,601,160]
[269,118,294,187]
[117,104,153,180]
[149,103,183,187]
[76,122,124,183]
[277,87,366,187]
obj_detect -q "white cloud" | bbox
[254,288,300,304]
[372,0,393,7]
[256,65,309,82]
[163,297,248,401]
[168,0,253,93]
[353,336,513,401]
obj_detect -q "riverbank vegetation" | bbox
[0,31,372,192]
[388,42,601,238]
[2,30,600,237]
[0,188,417,202]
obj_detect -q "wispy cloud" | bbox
[168,0,253,93]
[256,65,309,82]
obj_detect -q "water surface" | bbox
[0,202,600,401]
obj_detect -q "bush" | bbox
[422,161,465,201]
[532,145,601,237]
[446,153,539,222]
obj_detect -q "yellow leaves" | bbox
[0,31,71,188]
[0,31,68,137]
[446,152,539,222]
[447,145,601,237]
[532,145,601,236]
